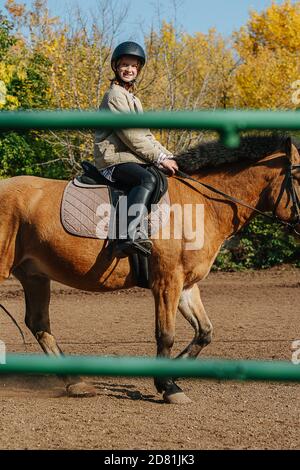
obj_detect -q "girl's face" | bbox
[117,55,140,82]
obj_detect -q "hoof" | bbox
[66,381,97,398]
[163,392,192,404]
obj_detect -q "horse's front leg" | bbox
[152,275,191,404]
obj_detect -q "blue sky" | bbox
[0,0,297,43]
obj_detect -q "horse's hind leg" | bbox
[177,283,213,359]
[13,266,96,397]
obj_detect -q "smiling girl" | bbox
[94,41,178,257]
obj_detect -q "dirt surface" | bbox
[0,266,299,450]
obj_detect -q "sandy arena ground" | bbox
[0,266,299,450]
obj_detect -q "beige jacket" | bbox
[94,84,172,170]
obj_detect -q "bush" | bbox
[214,216,300,271]
[0,131,69,179]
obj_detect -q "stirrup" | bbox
[115,239,153,258]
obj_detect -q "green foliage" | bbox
[0,12,67,179]
[214,216,300,271]
[0,131,68,179]
[7,52,52,109]
[0,13,15,59]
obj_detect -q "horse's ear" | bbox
[285,137,299,165]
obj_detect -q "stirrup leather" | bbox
[115,239,153,258]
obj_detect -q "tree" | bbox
[141,23,237,153]
[0,12,18,109]
[3,0,131,174]
[0,4,64,178]
[233,0,300,109]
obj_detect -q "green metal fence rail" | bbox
[0,109,300,147]
[1,354,300,382]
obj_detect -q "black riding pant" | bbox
[112,163,156,242]
[112,163,156,191]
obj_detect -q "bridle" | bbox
[272,163,300,236]
[175,161,300,237]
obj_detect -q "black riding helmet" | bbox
[111,41,146,72]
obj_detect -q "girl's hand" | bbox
[160,159,179,175]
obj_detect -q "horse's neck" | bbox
[190,155,282,236]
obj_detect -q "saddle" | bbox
[61,161,170,288]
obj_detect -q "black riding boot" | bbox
[115,185,153,258]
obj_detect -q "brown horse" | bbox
[0,134,299,404]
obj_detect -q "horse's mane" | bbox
[174,132,289,174]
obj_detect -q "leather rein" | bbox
[174,163,300,237]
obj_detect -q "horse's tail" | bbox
[0,303,26,347]
[0,179,26,347]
